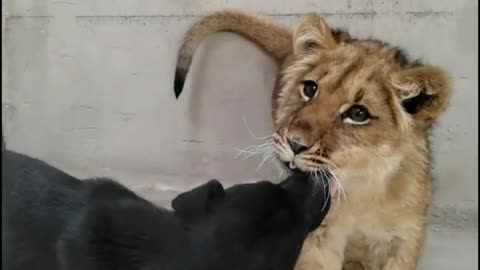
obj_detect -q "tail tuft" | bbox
[174,68,187,99]
[172,10,292,100]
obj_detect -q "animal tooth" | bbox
[289,161,297,169]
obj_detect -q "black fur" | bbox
[2,149,330,270]
[174,68,187,99]
[402,91,436,114]
[393,48,409,68]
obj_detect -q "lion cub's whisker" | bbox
[234,140,273,159]
[256,148,276,171]
[242,115,271,140]
[311,171,331,211]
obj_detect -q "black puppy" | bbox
[2,149,331,270]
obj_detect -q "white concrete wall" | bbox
[2,0,478,269]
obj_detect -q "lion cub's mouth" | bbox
[283,162,339,197]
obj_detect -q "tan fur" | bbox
[175,10,452,270]
[176,10,291,74]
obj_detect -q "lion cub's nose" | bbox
[287,139,308,155]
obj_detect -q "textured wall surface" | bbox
[2,0,478,269]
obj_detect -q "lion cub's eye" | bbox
[342,105,371,125]
[300,80,319,101]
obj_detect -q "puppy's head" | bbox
[171,179,225,224]
[172,172,330,270]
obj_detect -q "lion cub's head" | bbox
[272,14,452,195]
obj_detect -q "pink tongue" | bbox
[329,182,338,197]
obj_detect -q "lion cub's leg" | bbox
[343,238,368,270]
[294,231,345,270]
[342,261,365,270]
[380,227,425,270]
[295,218,354,270]
[367,224,425,270]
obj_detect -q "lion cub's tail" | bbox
[174,9,292,98]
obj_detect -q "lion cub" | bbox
[174,10,452,270]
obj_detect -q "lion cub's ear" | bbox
[293,14,337,56]
[391,65,453,127]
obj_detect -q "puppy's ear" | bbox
[172,179,225,223]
